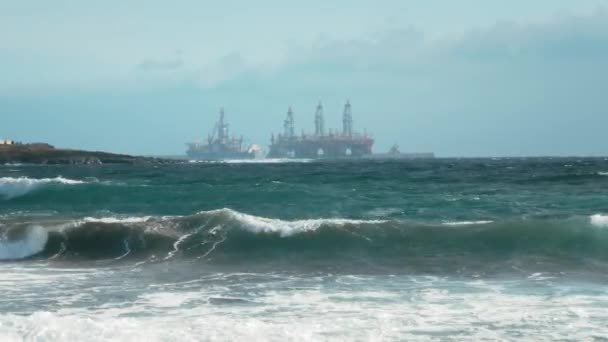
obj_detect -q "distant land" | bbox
[0,142,175,165]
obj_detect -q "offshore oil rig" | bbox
[268,101,374,159]
[186,108,256,160]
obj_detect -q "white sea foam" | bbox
[365,207,402,217]
[0,226,48,261]
[443,220,494,226]
[590,214,608,228]
[598,172,608,176]
[0,176,85,199]
[82,216,152,224]
[1,275,607,341]
[202,208,386,237]
[189,158,313,164]
[224,158,313,164]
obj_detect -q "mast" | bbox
[314,102,325,137]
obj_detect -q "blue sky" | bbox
[1,0,607,156]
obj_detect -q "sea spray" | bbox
[0,176,85,199]
[0,225,49,260]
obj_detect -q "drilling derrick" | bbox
[268,100,375,159]
[186,107,255,160]
[314,102,325,137]
[217,108,229,145]
[342,100,353,137]
[284,106,295,139]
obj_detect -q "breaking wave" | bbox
[205,208,387,237]
[82,216,154,224]
[590,214,608,228]
[443,220,494,226]
[189,158,313,164]
[1,209,608,274]
[0,225,49,261]
[0,176,85,199]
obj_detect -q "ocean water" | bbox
[1,158,608,341]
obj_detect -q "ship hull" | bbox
[186,144,255,160]
[186,150,255,161]
[363,153,435,160]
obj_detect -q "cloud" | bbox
[442,9,608,62]
[278,8,608,73]
[207,8,608,156]
[136,49,185,71]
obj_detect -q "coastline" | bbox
[0,145,176,165]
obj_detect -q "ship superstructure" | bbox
[268,101,374,159]
[186,108,255,160]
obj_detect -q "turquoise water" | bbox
[1,159,608,340]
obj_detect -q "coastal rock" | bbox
[0,144,175,165]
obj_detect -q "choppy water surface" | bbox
[1,158,608,340]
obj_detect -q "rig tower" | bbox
[214,108,229,145]
[342,100,353,137]
[314,102,325,137]
[284,106,295,139]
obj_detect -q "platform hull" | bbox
[268,138,373,159]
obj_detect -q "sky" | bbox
[1,0,607,156]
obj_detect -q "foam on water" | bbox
[442,220,494,226]
[0,176,85,199]
[599,172,608,176]
[82,216,153,224]
[0,226,49,261]
[189,158,313,164]
[1,274,607,341]
[203,208,387,237]
[590,214,608,228]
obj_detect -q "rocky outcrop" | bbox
[0,145,176,165]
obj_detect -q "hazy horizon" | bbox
[2,1,608,157]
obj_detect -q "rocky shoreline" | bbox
[0,144,177,165]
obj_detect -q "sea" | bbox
[1,158,608,341]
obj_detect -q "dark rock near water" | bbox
[0,144,176,165]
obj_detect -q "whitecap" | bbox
[189,158,312,164]
[82,216,152,224]
[224,158,313,164]
[365,207,402,217]
[598,172,608,176]
[200,208,387,237]
[0,226,49,261]
[590,214,608,228]
[443,220,494,226]
[0,176,85,199]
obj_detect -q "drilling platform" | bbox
[268,101,374,159]
[186,108,256,160]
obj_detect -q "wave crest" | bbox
[0,225,49,261]
[199,208,386,237]
[0,176,85,199]
[443,220,494,226]
[591,214,608,228]
[3,210,608,270]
